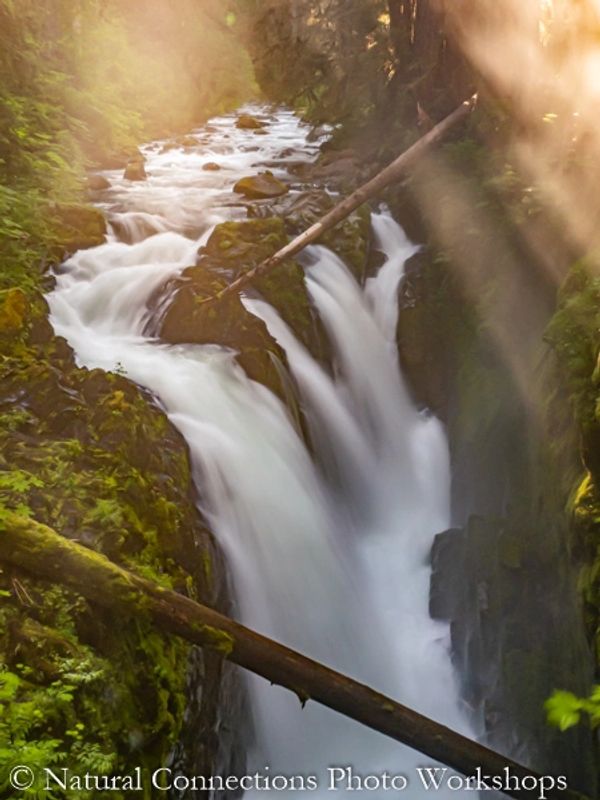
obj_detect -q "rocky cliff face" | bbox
[388,154,598,793]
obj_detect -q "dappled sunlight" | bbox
[441,0,600,259]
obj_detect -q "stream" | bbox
[47,106,473,797]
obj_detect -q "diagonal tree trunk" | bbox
[0,511,589,800]
[198,93,477,307]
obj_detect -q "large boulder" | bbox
[247,190,371,281]
[87,174,111,191]
[233,172,289,200]
[124,156,147,181]
[149,217,326,391]
[236,114,265,130]
[48,202,107,254]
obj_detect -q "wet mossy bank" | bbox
[0,211,244,794]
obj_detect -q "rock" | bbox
[150,217,324,389]
[175,135,199,148]
[162,135,199,152]
[109,213,165,245]
[160,142,179,154]
[246,189,371,280]
[86,145,142,170]
[49,202,107,253]
[124,157,147,181]
[0,321,231,781]
[236,114,265,130]
[233,172,289,200]
[87,174,111,191]
[307,124,330,142]
[385,184,427,242]
[202,162,221,171]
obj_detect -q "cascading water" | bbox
[47,106,473,796]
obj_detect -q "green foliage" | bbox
[0,650,116,799]
[545,686,600,731]
[0,0,255,175]
[0,0,256,301]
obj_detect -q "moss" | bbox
[197,626,235,657]
[47,202,107,255]
[0,304,222,787]
[545,259,600,444]
[319,203,371,280]
[0,288,28,335]
[157,216,328,393]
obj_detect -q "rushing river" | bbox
[48,106,472,796]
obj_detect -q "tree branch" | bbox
[198,93,477,307]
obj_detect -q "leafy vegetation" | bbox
[0,1,251,782]
[546,687,600,731]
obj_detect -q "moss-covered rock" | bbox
[48,203,107,254]
[87,174,111,191]
[545,259,600,481]
[0,301,235,792]
[236,114,265,130]
[124,159,147,182]
[153,216,327,393]
[234,172,289,199]
[247,190,372,282]
[546,259,600,695]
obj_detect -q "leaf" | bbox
[545,690,583,731]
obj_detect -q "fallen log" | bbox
[0,511,588,800]
[199,94,477,306]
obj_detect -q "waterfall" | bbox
[47,106,473,796]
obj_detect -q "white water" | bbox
[48,106,472,795]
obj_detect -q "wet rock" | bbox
[233,172,289,200]
[160,142,179,154]
[202,162,221,171]
[87,174,111,191]
[311,152,361,189]
[430,516,597,794]
[87,145,143,170]
[48,202,107,253]
[124,157,147,181]
[385,182,427,243]
[307,124,330,142]
[236,114,265,130]
[175,134,199,148]
[246,189,371,281]
[109,213,164,245]
[160,135,198,154]
[151,217,326,389]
